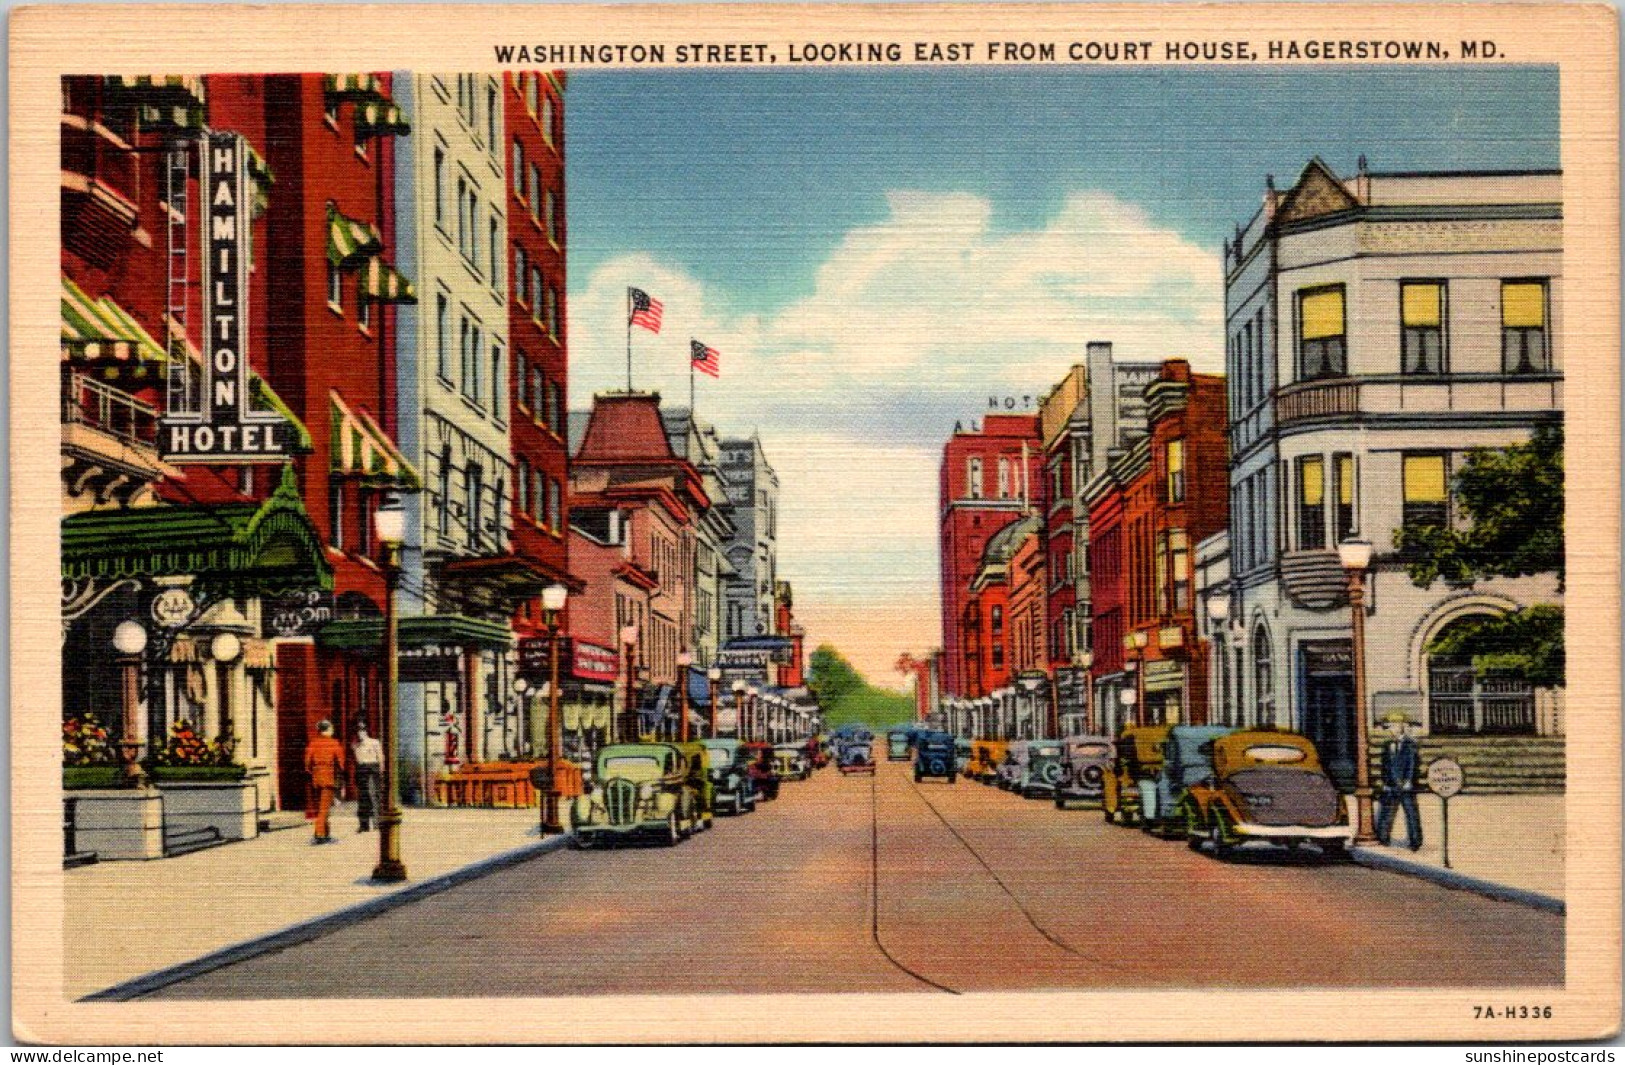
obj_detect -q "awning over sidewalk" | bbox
[315,614,514,653]
[61,465,332,596]
[329,390,420,490]
[61,279,168,364]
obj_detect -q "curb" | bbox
[82,832,574,1001]
[1350,846,1565,915]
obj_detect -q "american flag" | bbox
[691,340,721,378]
[628,287,663,334]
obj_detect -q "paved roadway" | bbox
[151,757,1562,997]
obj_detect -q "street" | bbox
[150,759,1562,998]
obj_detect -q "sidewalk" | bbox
[1351,792,1564,909]
[66,803,552,1000]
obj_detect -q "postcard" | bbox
[10,1,1620,1045]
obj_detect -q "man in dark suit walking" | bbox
[1376,712,1423,850]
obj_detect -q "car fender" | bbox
[652,791,678,817]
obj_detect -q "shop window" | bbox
[1401,281,1446,374]
[1402,453,1449,530]
[1296,285,1346,380]
[1502,280,1550,373]
[1333,453,1356,544]
[1297,455,1326,550]
[1166,438,1185,503]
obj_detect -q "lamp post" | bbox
[1206,594,1231,726]
[1079,651,1095,735]
[731,679,746,740]
[540,583,569,834]
[1118,688,1138,735]
[1131,629,1150,726]
[112,621,149,785]
[372,497,408,883]
[210,631,242,754]
[707,667,722,738]
[618,624,639,745]
[747,687,760,742]
[1338,538,1378,844]
[676,651,693,742]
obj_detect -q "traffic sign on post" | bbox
[1426,757,1465,868]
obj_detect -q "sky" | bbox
[562,65,1559,686]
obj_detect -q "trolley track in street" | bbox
[867,773,959,993]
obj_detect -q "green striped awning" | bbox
[327,207,383,266]
[106,75,207,107]
[61,278,168,363]
[360,257,416,305]
[355,101,411,137]
[329,390,421,490]
[324,74,386,100]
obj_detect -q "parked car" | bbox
[773,743,812,781]
[570,742,699,847]
[913,730,958,784]
[1143,725,1236,838]
[954,737,973,775]
[1179,729,1354,858]
[1053,735,1115,809]
[886,729,911,761]
[674,741,716,832]
[1016,740,1065,799]
[967,739,1006,784]
[808,734,830,770]
[836,738,876,775]
[700,739,756,815]
[997,740,1030,790]
[742,741,781,801]
[1102,724,1171,826]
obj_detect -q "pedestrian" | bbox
[353,719,383,833]
[304,719,347,844]
[1375,711,1423,850]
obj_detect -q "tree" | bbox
[1394,426,1564,687]
[808,644,917,728]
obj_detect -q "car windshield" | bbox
[601,755,665,781]
[1244,744,1308,764]
[1071,743,1112,758]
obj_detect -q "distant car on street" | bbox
[1143,725,1236,838]
[1016,740,1065,799]
[913,730,958,784]
[773,743,812,781]
[1179,729,1354,859]
[967,739,1006,785]
[886,729,911,761]
[1053,735,1115,809]
[742,741,781,801]
[954,737,973,775]
[836,738,876,775]
[996,740,1029,790]
[1102,724,1170,826]
[700,739,756,815]
[570,742,700,847]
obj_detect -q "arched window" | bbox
[1253,625,1274,727]
[1427,614,1535,735]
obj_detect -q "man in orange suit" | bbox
[305,719,347,844]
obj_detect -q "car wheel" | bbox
[1184,804,1205,850]
[1208,811,1236,859]
[1322,839,1349,860]
[948,773,957,785]
[571,832,591,850]
[1055,796,1067,810]
[662,813,680,847]
[914,770,923,783]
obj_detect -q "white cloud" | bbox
[567,189,1222,682]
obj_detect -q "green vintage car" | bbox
[570,742,701,847]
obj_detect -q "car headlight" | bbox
[638,782,657,800]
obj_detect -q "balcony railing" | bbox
[1275,372,1563,428]
[63,373,159,447]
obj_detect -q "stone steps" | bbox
[163,825,224,857]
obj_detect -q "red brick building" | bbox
[938,414,1042,697]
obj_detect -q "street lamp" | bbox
[618,624,639,745]
[1019,674,1044,740]
[731,679,746,740]
[372,495,408,883]
[1118,687,1138,735]
[676,651,693,742]
[1207,594,1231,726]
[1337,537,1377,844]
[112,620,148,785]
[540,583,569,834]
[210,631,241,752]
[747,686,760,742]
[1130,629,1150,726]
[707,667,722,738]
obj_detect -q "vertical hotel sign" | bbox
[161,132,290,463]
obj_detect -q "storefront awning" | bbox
[315,614,513,653]
[61,464,332,596]
[355,100,411,137]
[330,390,420,490]
[61,278,168,364]
[327,207,383,266]
[443,554,583,595]
[360,257,416,304]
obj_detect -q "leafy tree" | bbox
[808,644,917,728]
[807,644,862,705]
[1395,426,1565,687]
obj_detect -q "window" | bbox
[458,317,470,393]
[544,190,557,242]
[1403,453,1449,530]
[1401,281,1446,374]
[990,605,1003,638]
[532,365,546,422]
[434,148,446,227]
[466,463,484,545]
[486,83,498,149]
[489,218,501,288]
[1297,285,1346,379]
[1254,308,1268,405]
[512,140,525,197]
[456,177,468,255]
[530,466,544,523]
[515,354,531,414]
[1297,455,1325,550]
[1333,453,1355,544]
[541,95,555,145]
[544,286,558,338]
[436,295,450,381]
[1166,438,1185,503]
[1253,627,1274,725]
[1242,321,1254,410]
[357,488,373,558]
[328,481,345,549]
[437,447,452,538]
[1502,280,1549,373]
[967,457,982,499]
[491,343,504,415]
[544,379,561,432]
[528,165,541,222]
[1170,529,1190,613]
[525,75,539,117]
[470,325,484,403]
[531,267,544,322]
[1154,531,1168,615]
[327,261,342,312]
[517,458,530,519]
[548,478,562,533]
[514,247,528,305]
[358,296,371,332]
[997,457,1012,499]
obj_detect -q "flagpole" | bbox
[689,355,696,419]
[625,288,633,392]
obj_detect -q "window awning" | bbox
[330,390,421,490]
[105,75,208,132]
[327,207,383,267]
[361,257,416,305]
[324,74,388,101]
[315,614,514,653]
[61,465,332,597]
[61,279,168,364]
[355,101,411,138]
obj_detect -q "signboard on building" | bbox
[266,589,336,638]
[398,644,462,683]
[519,636,622,686]
[161,132,293,463]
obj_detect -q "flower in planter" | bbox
[62,713,115,766]
[153,720,240,768]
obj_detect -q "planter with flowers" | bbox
[148,720,258,843]
[61,712,164,861]
[63,713,124,790]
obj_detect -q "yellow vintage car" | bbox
[1179,729,1354,859]
[1101,724,1171,826]
[966,738,1007,784]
